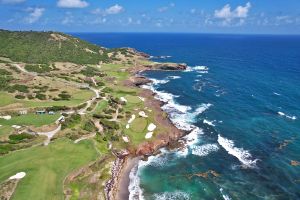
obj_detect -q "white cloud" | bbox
[91,4,124,16]
[105,4,123,15]
[214,2,251,22]
[1,0,25,4]
[25,7,45,24]
[57,0,88,8]
[158,3,175,13]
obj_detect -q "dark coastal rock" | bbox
[132,76,152,86]
[157,63,187,70]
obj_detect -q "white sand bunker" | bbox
[12,125,21,129]
[122,136,129,143]
[120,97,127,102]
[145,132,153,139]
[139,111,148,118]
[128,114,136,124]
[126,114,136,129]
[0,115,11,120]
[147,123,156,131]
[9,172,26,180]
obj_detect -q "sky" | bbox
[1,0,300,34]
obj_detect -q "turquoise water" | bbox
[73,33,300,199]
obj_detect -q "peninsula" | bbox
[0,30,186,200]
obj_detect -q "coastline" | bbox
[109,61,188,200]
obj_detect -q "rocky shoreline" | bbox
[104,60,188,200]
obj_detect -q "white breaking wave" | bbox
[273,92,281,96]
[217,134,258,168]
[153,191,190,200]
[191,143,219,157]
[203,119,216,127]
[278,111,297,120]
[194,65,209,71]
[150,78,170,85]
[184,65,209,73]
[168,75,181,79]
[220,188,232,200]
[128,164,144,200]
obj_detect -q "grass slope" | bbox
[0,139,98,200]
[0,30,109,64]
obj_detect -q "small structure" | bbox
[48,111,55,115]
[36,110,46,115]
[19,110,28,115]
[55,116,65,124]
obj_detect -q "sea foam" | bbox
[153,191,190,200]
[191,143,219,157]
[128,164,144,200]
[278,111,297,120]
[217,134,258,168]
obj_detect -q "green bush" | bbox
[83,120,96,132]
[9,133,34,142]
[58,92,71,100]
[15,94,25,99]
[62,114,81,130]
[9,84,29,93]
[25,64,51,73]
[36,93,47,100]
[100,119,119,130]
[0,68,12,75]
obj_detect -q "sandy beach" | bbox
[115,157,140,200]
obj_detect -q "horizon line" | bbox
[2,28,300,36]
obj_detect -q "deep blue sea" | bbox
[72,33,300,200]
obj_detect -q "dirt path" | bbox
[93,119,103,133]
[13,64,37,76]
[36,125,61,145]
[74,132,96,144]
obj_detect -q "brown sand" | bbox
[115,157,140,200]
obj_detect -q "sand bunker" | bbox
[128,114,136,124]
[11,125,21,129]
[120,97,127,102]
[9,172,26,180]
[139,111,148,118]
[0,115,11,120]
[122,136,129,143]
[145,132,153,139]
[147,123,156,131]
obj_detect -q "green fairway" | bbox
[0,139,98,200]
[0,90,94,109]
[0,113,60,127]
[0,92,16,107]
[0,125,13,138]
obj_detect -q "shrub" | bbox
[36,93,47,100]
[100,119,119,130]
[9,133,34,142]
[15,94,25,99]
[83,120,96,132]
[62,114,81,130]
[9,84,29,93]
[25,64,51,73]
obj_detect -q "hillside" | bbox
[0,30,131,64]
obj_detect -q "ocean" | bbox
[72,33,300,200]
